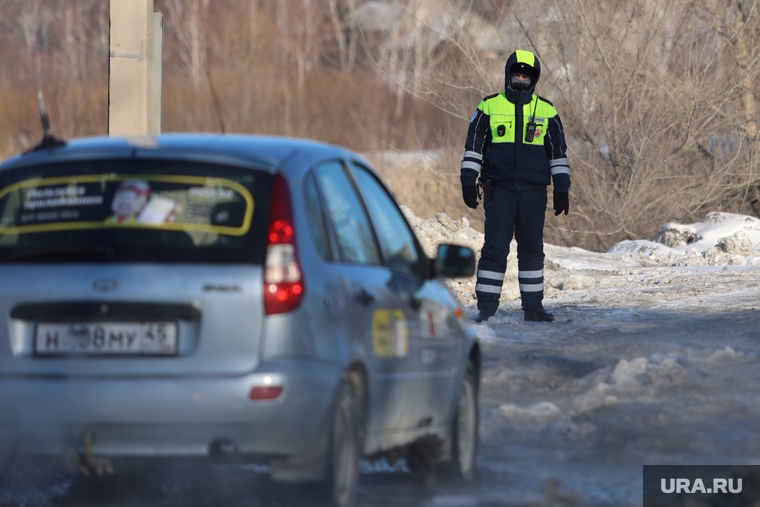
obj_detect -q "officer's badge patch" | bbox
[471,111,478,121]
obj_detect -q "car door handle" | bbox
[355,288,375,306]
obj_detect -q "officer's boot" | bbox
[521,291,553,322]
[524,307,554,322]
[474,307,496,323]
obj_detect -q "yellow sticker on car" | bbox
[372,309,408,358]
[0,174,254,236]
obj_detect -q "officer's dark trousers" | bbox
[476,185,546,314]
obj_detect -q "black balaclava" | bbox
[504,50,541,105]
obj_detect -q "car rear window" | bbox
[0,159,272,264]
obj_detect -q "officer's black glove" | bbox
[462,185,479,209]
[553,191,569,216]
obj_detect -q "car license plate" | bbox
[35,322,178,355]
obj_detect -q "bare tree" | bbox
[322,0,361,72]
[16,0,54,86]
[57,1,102,82]
[165,0,208,90]
[353,0,760,248]
[294,0,320,109]
[2,0,758,252]
[511,0,760,246]
[681,0,760,140]
[276,0,293,136]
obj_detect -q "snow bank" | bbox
[401,206,483,258]
[401,206,509,306]
[609,212,760,267]
[401,206,760,311]
[703,346,750,364]
[499,401,561,426]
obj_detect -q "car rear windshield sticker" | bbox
[0,175,253,236]
[372,309,409,358]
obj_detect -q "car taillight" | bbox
[264,174,304,315]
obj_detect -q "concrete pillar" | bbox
[108,0,162,136]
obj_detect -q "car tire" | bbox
[319,381,360,507]
[441,363,478,484]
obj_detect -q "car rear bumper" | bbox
[0,359,341,458]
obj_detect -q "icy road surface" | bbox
[3,211,760,506]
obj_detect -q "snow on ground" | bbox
[402,207,760,507]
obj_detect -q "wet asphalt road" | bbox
[5,301,760,507]
[0,457,477,507]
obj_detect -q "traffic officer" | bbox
[460,49,570,323]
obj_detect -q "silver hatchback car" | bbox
[0,134,479,506]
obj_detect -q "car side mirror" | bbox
[434,244,475,278]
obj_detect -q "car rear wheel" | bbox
[320,381,360,507]
[442,363,478,483]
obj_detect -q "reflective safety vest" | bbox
[481,93,556,147]
[460,92,569,192]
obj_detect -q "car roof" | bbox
[0,133,354,173]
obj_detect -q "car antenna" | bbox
[27,90,66,152]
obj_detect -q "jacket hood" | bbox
[504,50,541,105]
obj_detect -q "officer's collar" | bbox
[504,88,533,105]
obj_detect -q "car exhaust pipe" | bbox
[209,438,241,462]
[66,431,114,477]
